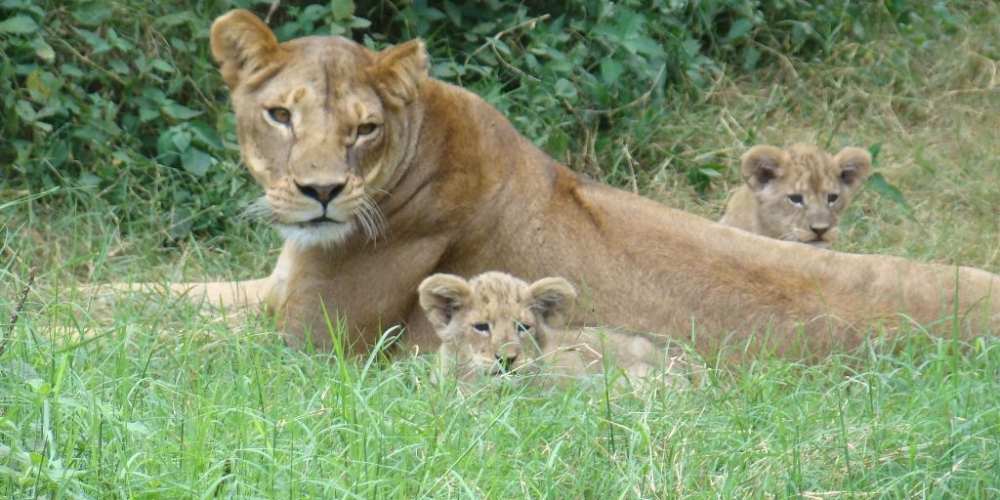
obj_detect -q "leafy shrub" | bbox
[0,0,936,238]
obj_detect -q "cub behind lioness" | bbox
[418,271,696,388]
[720,143,873,248]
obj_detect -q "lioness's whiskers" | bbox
[239,197,272,222]
[356,197,388,244]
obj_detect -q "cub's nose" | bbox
[295,182,345,206]
[809,222,830,237]
[495,355,518,373]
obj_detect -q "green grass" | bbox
[3,304,1000,497]
[4,2,1000,498]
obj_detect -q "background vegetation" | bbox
[3,0,1000,497]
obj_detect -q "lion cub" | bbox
[417,271,694,388]
[719,143,873,248]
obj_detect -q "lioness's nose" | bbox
[295,182,345,206]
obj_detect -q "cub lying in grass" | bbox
[417,271,697,388]
[719,143,873,248]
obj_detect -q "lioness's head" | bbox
[739,143,873,248]
[418,272,577,383]
[210,9,428,247]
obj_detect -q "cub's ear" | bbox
[418,274,472,333]
[526,277,577,330]
[367,39,429,109]
[834,147,874,191]
[210,9,281,89]
[740,145,788,192]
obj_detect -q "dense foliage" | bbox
[0,0,948,238]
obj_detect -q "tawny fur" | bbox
[719,143,873,248]
[119,10,1000,362]
[418,272,695,387]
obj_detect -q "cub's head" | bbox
[417,272,577,383]
[210,9,428,247]
[739,143,873,248]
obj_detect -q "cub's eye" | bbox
[472,323,491,335]
[788,194,804,206]
[268,107,292,125]
[516,322,532,335]
[356,123,379,137]
[827,193,839,204]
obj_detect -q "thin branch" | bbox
[2,267,36,357]
[464,14,551,67]
[50,36,127,87]
[265,0,282,25]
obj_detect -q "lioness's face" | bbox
[210,10,427,247]
[418,272,577,384]
[742,144,873,248]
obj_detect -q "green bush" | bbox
[0,0,936,238]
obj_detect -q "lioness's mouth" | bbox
[296,217,343,228]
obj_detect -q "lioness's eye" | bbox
[356,123,378,137]
[472,323,491,335]
[827,193,839,204]
[268,107,292,125]
[788,194,804,206]
[516,322,532,335]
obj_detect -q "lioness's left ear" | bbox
[367,39,429,108]
[210,9,282,90]
[834,147,873,190]
[526,277,577,330]
[418,274,472,332]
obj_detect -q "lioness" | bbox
[133,9,1000,361]
[719,143,873,248]
[418,271,694,387]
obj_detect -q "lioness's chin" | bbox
[806,240,831,250]
[277,221,355,248]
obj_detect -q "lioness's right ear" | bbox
[526,277,577,330]
[740,145,787,192]
[368,39,429,109]
[418,274,472,332]
[210,9,281,89]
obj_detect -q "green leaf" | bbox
[162,102,202,120]
[599,57,624,85]
[29,39,54,63]
[868,142,883,164]
[139,106,161,122]
[14,99,36,122]
[109,59,129,75]
[188,121,223,149]
[171,130,192,152]
[72,2,113,26]
[150,58,175,74]
[698,166,723,178]
[152,12,200,29]
[489,38,512,56]
[867,172,914,217]
[723,19,754,44]
[553,78,577,100]
[181,147,213,177]
[330,0,356,19]
[0,15,38,35]
[79,173,101,187]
